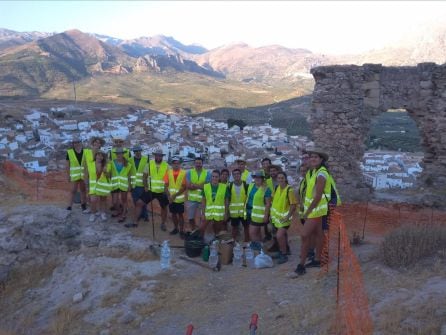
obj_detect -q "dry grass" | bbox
[379,224,446,267]
[47,306,83,335]
[99,247,158,262]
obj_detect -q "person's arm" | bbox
[66,152,71,182]
[143,164,149,191]
[201,194,206,221]
[303,175,326,219]
[224,197,229,222]
[263,196,271,223]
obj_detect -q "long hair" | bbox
[95,151,107,169]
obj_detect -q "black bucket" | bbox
[184,231,205,258]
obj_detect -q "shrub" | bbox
[380,224,446,267]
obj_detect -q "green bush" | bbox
[380,224,446,267]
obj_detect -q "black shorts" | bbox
[169,202,185,214]
[230,217,247,227]
[111,189,127,194]
[139,191,169,208]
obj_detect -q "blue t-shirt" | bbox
[114,160,124,174]
[246,185,272,215]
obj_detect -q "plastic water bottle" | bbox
[160,240,171,270]
[208,240,219,269]
[245,243,255,269]
[232,242,243,267]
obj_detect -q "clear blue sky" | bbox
[1,1,446,53]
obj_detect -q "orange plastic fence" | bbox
[326,209,374,335]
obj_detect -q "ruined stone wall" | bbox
[310,63,446,204]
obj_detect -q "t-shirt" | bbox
[66,149,83,164]
[163,169,187,186]
[114,160,124,174]
[246,185,272,214]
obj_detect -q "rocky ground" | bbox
[0,202,445,335]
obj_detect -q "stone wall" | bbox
[310,63,446,204]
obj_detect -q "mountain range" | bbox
[0,23,445,109]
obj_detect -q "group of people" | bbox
[66,136,340,275]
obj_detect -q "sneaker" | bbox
[81,203,87,211]
[169,228,179,235]
[305,259,321,268]
[89,214,96,222]
[295,264,306,275]
[66,206,72,211]
[100,212,107,221]
[307,248,315,259]
[82,208,91,214]
[277,253,288,265]
[160,223,167,232]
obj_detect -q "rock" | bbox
[0,264,11,283]
[55,224,81,239]
[72,292,84,303]
[278,300,290,307]
[119,311,136,324]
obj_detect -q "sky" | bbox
[1,1,446,54]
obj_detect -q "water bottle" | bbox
[208,240,219,269]
[232,242,243,267]
[160,240,171,270]
[245,243,255,269]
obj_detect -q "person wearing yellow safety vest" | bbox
[85,151,111,223]
[228,169,249,242]
[66,137,87,212]
[128,145,149,224]
[109,147,133,223]
[270,172,297,264]
[82,136,105,214]
[186,157,211,231]
[220,168,230,185]
[295,148,333,276]
[164,156,187,237]
[200,170,230,237]
[244,170,272,250]
[139,150,170,231]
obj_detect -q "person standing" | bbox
[109,147,133,223]
[228,169,249,242]
[129,145,149,222]
[66,137,87,212]
[200,170,230,237]
[220,168,230,185]
[295,148,332,276]
[85,151,111,222]
[164,156,187,238]
[110,136,131,161]
[82,136,105,214]
[235,157,252,184]
[186,157,210,231]
[270,172,297,264]
[244,170,272,250]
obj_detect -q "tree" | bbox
[227,118,247,130]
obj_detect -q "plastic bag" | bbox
[254,250,274,268]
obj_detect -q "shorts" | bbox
[230,217,247,227]
[111,189,127,194]
[139,191,169,208]
[169,202,185,214]
[131,186,145,203]
[186,201,201,221]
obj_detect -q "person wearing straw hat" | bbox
[295,147,332,276]
[129,145,149,222]
[244,170,272,250]
[109,147,133,223]
[230,156,252,184]
[164,156,187,237]
[65,136,87,212]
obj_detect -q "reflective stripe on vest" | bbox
[244,184,267,223]
[88,161,111,196]
[229,182,247,218]
[148,160,168,193]
[304,167,331,218]
[204,183,227,221]
[67,149,83,181]
[109,160,132,191]
[271,185,292,228]
[130,156,148,187]
[188,169,208,202]
[168,169,186,203]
